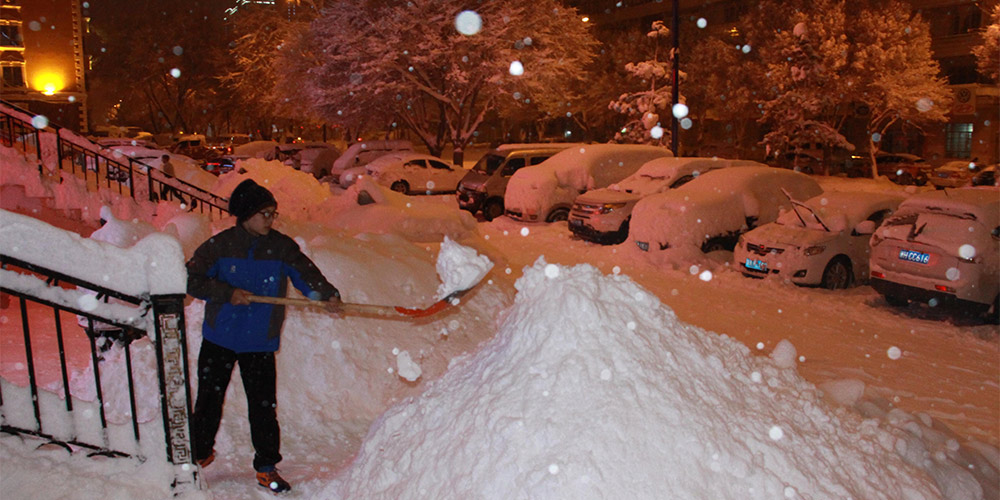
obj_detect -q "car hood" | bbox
[575,188,642,205]
[459,170,489,190]
[743,222,836,248]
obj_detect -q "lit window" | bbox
[2,64,25,88]
[944,123,973,159]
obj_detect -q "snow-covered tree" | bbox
[683,28,765,158]
[303,0,597,164]
[973,3,1000,82]
[87,1,231,134]
[756,0,854,172]
[850,0,953,178]
[221,7,316,139]
[608,21,682,147]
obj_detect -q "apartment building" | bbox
[0,0,87,132]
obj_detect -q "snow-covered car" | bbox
[630,166,823,254]
[504,144,672,223]
[928,160,982,189]
[322,176,478,242]
[331,140,414,184]
[364,153,466,195]
[849,152,931,186]
[969,164,998,188]
[232,140,280,159]
[869,188,999,320]
[337,164,368,189]
[734,191,904,289]
[569,157,764,244]
[278,142,341,179]
[457,143,583,221]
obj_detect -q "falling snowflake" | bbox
[455,10,482,35]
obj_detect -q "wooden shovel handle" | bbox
[246,294,457,318]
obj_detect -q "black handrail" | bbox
[0,254,201,491]
[0,99,230,220]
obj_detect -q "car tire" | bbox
[390,181,409,194]
[609,218,630,245]
[884,294,908,307]
[820,257,852,290]
[483,199,504,221]
[987,295,1000,325]
[701,237,730,253]
[546,208,569,223]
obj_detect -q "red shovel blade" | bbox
[392,289,467,318]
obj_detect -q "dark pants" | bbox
[192,340,282,472]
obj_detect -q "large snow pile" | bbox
[325,258,943,500]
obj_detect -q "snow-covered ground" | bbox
[0,147,997,500]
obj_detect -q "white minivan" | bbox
[869,188,999,321]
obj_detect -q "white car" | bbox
[734,191,904,289]
[928,160,982,189]
[364,153,466,194]
[330,139,414,184]
[504,144,672,223]
[869,188,999,320]
[569,157,764,244]
[630,167,823,254]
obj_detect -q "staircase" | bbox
[1,99,230,228]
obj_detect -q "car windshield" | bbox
[472,153,505,175]
[777,199,832,231]
[611,173,671,195]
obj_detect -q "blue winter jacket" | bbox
[186,225,339,353]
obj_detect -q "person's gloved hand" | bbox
[230,289,251,305]
[324,295,343,316]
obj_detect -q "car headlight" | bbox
[598,202,627,214]
[803,245,825,256]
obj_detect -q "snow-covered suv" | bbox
[504,144,671,223]
[869,188,999,320]
[457,143,580,221]
[569,157,763,244]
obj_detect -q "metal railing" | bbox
[0,255,201,493]
[0,100,230,220]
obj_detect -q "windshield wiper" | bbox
[781,188,830,231]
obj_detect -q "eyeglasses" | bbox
[257,209,279,220]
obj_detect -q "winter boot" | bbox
[256,469,291,493]
[196,451,214,468]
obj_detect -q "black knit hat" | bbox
[229,179,276,222]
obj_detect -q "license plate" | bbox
[636,241,649,252]
[898,249,930,264]
[745,258,768,272]
[569,219,583,227]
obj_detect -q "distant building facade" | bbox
[0,0,87,132]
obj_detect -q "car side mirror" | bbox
[853,220,877,236]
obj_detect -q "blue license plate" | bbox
[636,241,649,252]
[898,249,930,264]
[745,258,768,272]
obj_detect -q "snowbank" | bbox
[326,258,947,500]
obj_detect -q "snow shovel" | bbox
[247,288,472,319]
